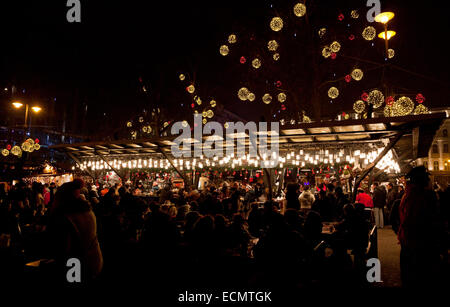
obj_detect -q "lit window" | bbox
[432,144,438,154]
[444,144,449,153]
[433,161,439,171]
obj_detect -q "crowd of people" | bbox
[0,166,448,291]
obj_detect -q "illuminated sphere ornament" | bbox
[228,34,237,44]
[219,45,229,56]
[393,96,414,116]
[330,52,337,60]
[388,48,395,59]
[351,68,363,81]
[187,84,195,93]
[293,3,306,17]
[21,142,32,152]
[361,92,369,101]
[416,93,425,104]
[318,28,326,38]
[384,105,394,117]
[238,87,250,101]
[139,117,144,123]
[328,87,339,99]
[273,53,280,61]
[345,75,351,83]
[163,122,169,128]
[351,10,359,18]
[277,92,287,103]
[338,13,344,21]
[322,46,331,58]
[1,149,8,156]
[330,41,341,52]
[353,100,366,113]
[195,96,202,105]
[210,100,217,107]
[414,104,429,115]
[202,111,207,118]
[267,40,279,51]
[179,74,185,81]
[362,26,376,40]
[182,120,188,128]
[206,110,214,118]
[276,80,282,87]
[11,145,21,156]
[367,90,384,109]
[252,58,261,69]
[224,123,229,129]
[262,93,272,104]
[240,56,246,64]
[386,96,394,106]
[270,17,284,32]
[34,144,40,151]
[202,118,207,125]
[247,93,256,102]
[126,121,132,128]
[349,34,355,41]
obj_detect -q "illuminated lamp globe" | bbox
[293,3,306,17]
[374,12,395,24]
[378,31,396,40]
[270,17,283,31]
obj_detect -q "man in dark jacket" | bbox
[372,182,386,228]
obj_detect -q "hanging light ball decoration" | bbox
[293,3,307,17]
[21,142,32,152]
[267,40,279,51]
[219,45,229,56]
[322,46,331,58]
[126,121,132,128]
[252,58,261,69]
[247,93,256,102]
[361,92,369,101]
[414,104,429,115]
[349,34,355,41]
[270,17,284,31]
[277,92,287,103]
[239,56,246,64]
[273,53,280,61]
[179,74,185,81]
[139,117,144,123]
[202,118,207,125]
[238,87,250,101]
[385,96,394,106]
[384,105,393,117]
[262,93,273,104]
[11,145,21,156]
[351,68,364,81]
[353,100,366,113]
[351,10,359,18]
[318,28,326,38]
[388,49,395,59]
[276,80,282,87]
[416,93,425,104]
[186,84,195,93]
[330,41,341,52]
[228,34,237,44]
[210,100,217,107]
[345,74,352,83]
[195,96,202,105]
[338,13,344,21]
[1,149,8,156]
[330,53,337,60]
[393,96,414,116]
[367,89,385,109]
[362,26,376,40]
[328,87,339,99]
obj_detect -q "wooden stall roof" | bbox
[51,112,447,167]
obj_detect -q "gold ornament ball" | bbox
[362,26,376,40]
[127,121,132,128]
[322,46,331,58]
[1,149,8,156]
[273,53,280,61]
[328,87,339,99]
[262,93,272,104]
[267,40,279,51]
[318,28,326,38]
[202,118,207,125]
[277,92,287,103]
[195,96,202,105]
[179,74,185,81]
[384,105,394,117]
[139,116,144,123]
[238,87,250,101]
[252,58,261,69]
[303,116,311,123]
[182,120,188,127]
[187,84,195,93]
[34,144,40,151]
[21,142,31,152]
[353,100,366,113]
[202,111,207,118]
[393,96,414,116]
[388,49,395,59]
[11,145,21,156]
[414,104,429,115]
[224,123,229,129]
[330,41,341,53]
[368,89,384,109]
[210,100,217,107]
[206,110,214,118]
[228,34,237,44]
[270,17,283,32]
[219,45,229,56]
[351,10,359,18]
[293,3,306,17]
[351,68,363,81]
[247,93,256,102]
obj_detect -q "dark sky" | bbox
[0,0,449,137]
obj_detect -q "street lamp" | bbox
[11,101,43,132]
[375,12,395,57]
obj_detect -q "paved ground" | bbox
[376,225,402,287]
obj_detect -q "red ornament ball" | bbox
[281,104,286,111]
[35,139,39,144]
[416,93,425,104]
[385,96,394,106]
[361,92,369,101]
[345,74,351,83]
[276,80,282,87]
[349,34,355,40]
[6,144,11,150]
[331,52,337,59]
[338,13,344,21]
[240,56,246,64]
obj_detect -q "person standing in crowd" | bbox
[299,184,315,215]
[355,188,373,209]
[284,182,300,211]
[398,166,444,288]
[372,182,386,229]
[386,183,397,220]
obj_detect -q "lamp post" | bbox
[12,101,42,134]
[375,12,395,58]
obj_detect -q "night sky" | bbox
[1,0,449,138]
